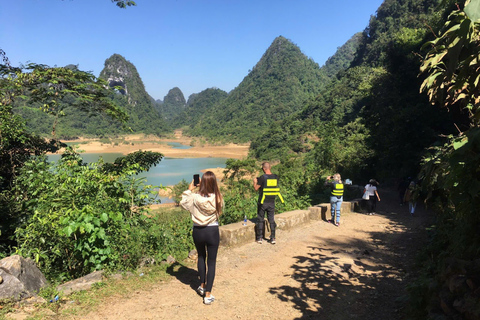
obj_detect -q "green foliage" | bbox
[174,88,228,128]
[161,87,186,121]
[102,150,164,175]
[250,0,458,183]
[186,36,329,143]
[10,148,163,279]
[273,156,312,211]
[322,32,363,78]
[420,3,480,128]
[0,106,60,191]
[1,63,129,138]
[0,61,129,253]
[98,54,170,136]
[354,0,443,67]
[172,179,189,205]
[117,209,194,266]
[220,159,258,224]
[38,285,61,302]
[112,0,136,8]
[12,52,174,139]
[405,1,480,317]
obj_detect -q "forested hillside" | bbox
[173,87,228,128]
[252,0,480,318]
[160,87,187,121]
[99,54,171,135]
[14,54,171,138]
[251,0,458,182]
[184,36,329,142]
[13,34,361,141]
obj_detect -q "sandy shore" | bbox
[58,132,250,159]
[54,133,250,204]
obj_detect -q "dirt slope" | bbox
[68,188,432,320]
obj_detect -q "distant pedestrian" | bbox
[180,171,223,305]
[325,173,344,226]
[403,180,417,215]
[364,179,381,215]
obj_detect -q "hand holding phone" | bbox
[193,174,200,186]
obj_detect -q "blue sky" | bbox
[2,0,384,101]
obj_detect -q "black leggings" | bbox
[192,226,219,293]
[367,196,377,213]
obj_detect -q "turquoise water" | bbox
[48,152,226,203]
[136,157,227,187]
[166,142,192,149]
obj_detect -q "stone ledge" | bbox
[219,200,359,248]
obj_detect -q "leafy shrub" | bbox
[10,149,168,280]
[171,179,189,205]
[116,211,194,268]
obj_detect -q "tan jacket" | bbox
[180,190,220,226]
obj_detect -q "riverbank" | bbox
[58,132,250,159]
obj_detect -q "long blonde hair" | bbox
[198,171,223,215]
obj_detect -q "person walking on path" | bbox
[253,162,284,244]
[364,179,381,215]
[403,180,417,215]
[325,173,344,226]
[180,171,223,305]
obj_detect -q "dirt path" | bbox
[67,187,432,320]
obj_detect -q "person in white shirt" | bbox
[364,179,381,215]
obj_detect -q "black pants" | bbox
[256,202,276,240]
[367,196,377,213]
[192,225,219,293]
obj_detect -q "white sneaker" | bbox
[196,286,204,296]
[204,295,215,305]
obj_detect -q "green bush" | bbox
[116,212,194,267]
[10,149,177,280]
[172,179,189,205]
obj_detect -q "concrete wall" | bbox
[219,200,359,248]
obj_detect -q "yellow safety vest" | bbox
[331,183,344,197]
[260,176,285,204]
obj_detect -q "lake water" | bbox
[48,144,227,203]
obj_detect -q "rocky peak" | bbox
[99,54,142,102]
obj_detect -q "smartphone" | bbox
[193,174,200,186]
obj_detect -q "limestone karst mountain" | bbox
[99,54,170,134]
[186,36,328,142]
[161,87,187,121]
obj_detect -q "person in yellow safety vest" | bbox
[325,173,344,227]
[253,162,284,245]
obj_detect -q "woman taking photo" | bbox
[180,171,223,305]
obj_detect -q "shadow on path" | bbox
[166,262,199,293]
[269,187,433,320]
